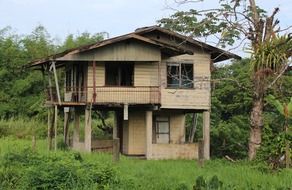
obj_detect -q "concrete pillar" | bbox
[145,111,153,159]
[73,109,80,148]
[203,110,210,160]
[63,107,70,145]
[84,108,92,152]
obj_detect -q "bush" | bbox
[0,149,120,189]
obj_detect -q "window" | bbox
[105,62,134,86]
[167,62,193,88]
[153,116,170,144]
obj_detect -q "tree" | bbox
[0,25,105,119]
[211,59,252,159]
[60,32,104,51]
[158,0,292,159]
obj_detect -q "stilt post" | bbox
[63,107,70,146]
[54,105,58,151]
[198,139,204,167]
[113,138,120,162]
[203,110,210,160]
[84,107,92,152]
[145,111,153,160]
[73,108,80,149]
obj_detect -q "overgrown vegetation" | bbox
[0,4,291,188]
[0,138,291,190]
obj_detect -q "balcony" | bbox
[46,86,160,105]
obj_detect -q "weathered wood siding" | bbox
[134,62,159,86]
[58,40,161,62]
[160,53,211,110]
[87,62,104,87]
[170,113,185,144]
[124,111,146,155]
[86,61,160,104]
[87,62,104,101]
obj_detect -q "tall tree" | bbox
[159,0,292,159]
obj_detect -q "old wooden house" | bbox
[29,26,240,160]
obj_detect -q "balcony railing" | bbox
[46,86,160,105]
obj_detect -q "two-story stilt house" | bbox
[29,26,240,160]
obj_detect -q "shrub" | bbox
[0,149,120,189]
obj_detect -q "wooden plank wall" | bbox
[134,62,159,86]
[126,111,146,155]
[58,40,161,62]
[87,61,160,103]
[87,62,104,101]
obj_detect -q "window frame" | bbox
[167,62,194,89]
[152,116,170,144]
[105,62,134,87]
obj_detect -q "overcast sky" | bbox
[0,0,291,47]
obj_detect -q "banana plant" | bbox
[266,95,292,168]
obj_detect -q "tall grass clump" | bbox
[0,148,121,189]
[0,118,46,138]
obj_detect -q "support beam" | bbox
[51,61,61,105]
[203,110,210,160]
[48,107,52,150]
[54,105,58,151]
[63,107,70,146]
[48,70,53,102]
[198,139,204,167]
[123,104,128,120]
[84,107,92,152]
[145,110,153,160]
[92,61,96,103]
[112,138,120,162]
[113,111,118,139]
[73,108,80,148]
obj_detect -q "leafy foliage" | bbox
[210,59,252,159]
[0,25,104,119]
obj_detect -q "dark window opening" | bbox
[167,62,193,88]
[105,63,134,86]
[152,116,170,144]
[65,69,72,92]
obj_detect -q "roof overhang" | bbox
[27,26,241,69]
[135,26,241,63]
[27,33,192,69]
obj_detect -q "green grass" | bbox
[0,138,291,189]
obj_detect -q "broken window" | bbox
[105,62,134,86]
[167,62,193,88]
[153,116,170,144]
